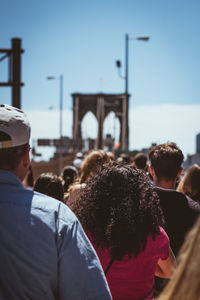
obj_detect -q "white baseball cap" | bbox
[0,104,31,149]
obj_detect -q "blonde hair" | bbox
[68,150,111,196]
[177,164,200,203]
[158,217,200,300]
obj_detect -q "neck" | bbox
[154,177,177,190]
[0,167,23,182]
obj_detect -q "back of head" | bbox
[80,150,111,183]
[177,165,200,203]
[71,162,165,260]
[0,105,31,172]
[133,153,147,169]
[73,152,84,170]
[34,172,64,201]
[148,142,184,180]
[119,153,130,164]
[62,165,78,192]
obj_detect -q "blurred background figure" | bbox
[68,162,175,299]
[106,151,115,161]
[22,165,34,190]
[158,216,200,300]
[61,165,78,202]
[68,150,112,204]
[117,153,130,165]
[34,172,64,202]
[62,165,78,193]
[177,164,200,204]
[73,152,84,172]
[132,152,148,171]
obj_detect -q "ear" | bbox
[21,147,30,171]
[20,147,30,168]
[150,165,155,177]
[25,147,30,167]
[14,147,30,182]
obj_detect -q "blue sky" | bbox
[0,0,200,158]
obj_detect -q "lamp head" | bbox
[46,76,55,80]
[116,60,121,68]
[137,37,150,41]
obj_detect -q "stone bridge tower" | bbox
[72,93,129,151]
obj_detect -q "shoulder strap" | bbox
[104,257,115,275]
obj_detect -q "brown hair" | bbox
[80,150,111,183]
[133,153,147,169]
[67,150,112,201]
[34,172,64,201]
[148,142,184,180]
[177,165,200,203]
[71,150,111,186]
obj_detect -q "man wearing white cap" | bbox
[0,105,112,300]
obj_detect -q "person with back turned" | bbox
[148,142,200,256]
[148,142,200,296]
[0,104,112,300]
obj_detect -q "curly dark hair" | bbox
[69,162,165,261]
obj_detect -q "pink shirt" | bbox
[88,227,169,300]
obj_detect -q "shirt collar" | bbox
[154,185,176,192]
[0,169,24,188]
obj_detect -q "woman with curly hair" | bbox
[68,163,176,300]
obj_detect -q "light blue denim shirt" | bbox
[0,170,112,300]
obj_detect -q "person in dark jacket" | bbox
[148,142,200,296]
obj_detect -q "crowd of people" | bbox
[0,104,200,299]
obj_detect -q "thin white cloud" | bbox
[131,104,200,157]
[27,109,73,139]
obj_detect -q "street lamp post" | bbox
[47,75,64,174]
[116,34,149,152]
[59,75,63,139]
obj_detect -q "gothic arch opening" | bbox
[82,111,98,139]
[103,111,120,150]
[72,93,129,151]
